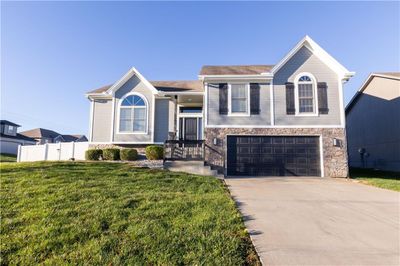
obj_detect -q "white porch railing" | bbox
[17,142,89,162]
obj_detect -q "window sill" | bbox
[294,113,319,117]
[227,112,250,117]
[116,132,148,135]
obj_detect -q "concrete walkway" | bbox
[164,161,217,176]
[226,177,400,266]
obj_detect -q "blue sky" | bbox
[1,1,399,134]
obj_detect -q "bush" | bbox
[145,145,164,160]
[120,149,138,161]
[85,149,103,161]
[102,148,120,161]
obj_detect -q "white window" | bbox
[229,83,249,115]
[119,94,147,133]
[5,125,15,135]
[295,74,317,115]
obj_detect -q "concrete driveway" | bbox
[225,177,399,265]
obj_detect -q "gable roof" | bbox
[56,134,87,142]
[0,120,20,127]
[151,80,203,93]
[271,35,355,80]
[20,128,61,139]
[105,67,158,95]
[199,65,273,76]
[88,80,203,94]
[372,72,400,79]
[345,72,400,113]
[0,133,36,142]
[89,84,112,94]
[87,36,353,96]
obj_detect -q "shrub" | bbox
[85,149,103,161]
[102,148,120,161]
[120,149,138,161]
[145,145,164,160]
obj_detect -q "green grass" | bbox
[350,168,400,192]
[0,161,260,265]
[0,153,17,162]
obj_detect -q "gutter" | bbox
[85,93,113,100]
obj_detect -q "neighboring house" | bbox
[20,128,87,144]
[0,120,36,155]
[346,72,400,172]
[87,36,354,177]
[53,134,88,143]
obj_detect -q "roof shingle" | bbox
[88,84,112,94]
[88,65,275,94]
[20,128,60,139]
[0,133,36,142]
[151,80,203,92]
[199,65,274,76]
[374,72,400,79]
[88,80,203,94]
[0,120,20,127]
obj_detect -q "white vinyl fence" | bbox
[17,142,89,162]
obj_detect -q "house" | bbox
[20,128,87,144]
[346,72,400,172]
[0,120,36,155]
[86,36,354,177]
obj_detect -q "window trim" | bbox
[227,83,251,116]
[117,92,149,134]
[294,72,319,117]
[5,125,15,135]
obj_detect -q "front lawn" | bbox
[350,168,400,192]
[0,162,259,265]
[0,153,17,162]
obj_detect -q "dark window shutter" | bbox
[250,83,260,115]
[317,82,329,114]
[285,82,295,115]
[219,83,228,115]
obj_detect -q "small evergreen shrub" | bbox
[85,149,103,161]
[145,145,164,160]
[120,149,138,161]
[102,148,120,161]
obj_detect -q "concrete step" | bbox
[164,161,223,178]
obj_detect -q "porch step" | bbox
[164,161,222,178]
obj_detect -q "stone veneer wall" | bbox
[88,144,153,154]
[204,128,348,178]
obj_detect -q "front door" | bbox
[184,118,197,140]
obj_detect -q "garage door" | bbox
[227,136,321,176]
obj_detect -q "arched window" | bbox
[296,74,316,114]
[119,94,147,133]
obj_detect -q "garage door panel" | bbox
[227,136,321,177]
[273,138,284,144]
[285,138,295,144]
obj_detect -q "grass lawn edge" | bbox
[0,153,17,162]
[220,179,262,265]
[1,161,262,265]
[349,167,400,192]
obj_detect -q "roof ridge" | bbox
[150,80,201,82]
[201,64,274,67]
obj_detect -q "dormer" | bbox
[0,120,20,137]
